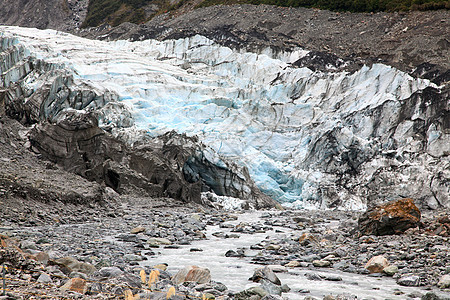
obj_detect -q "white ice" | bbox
[0,26,434,208]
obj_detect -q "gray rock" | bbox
[383,265,399,276]
[437,274,450,289]
[37,273,52,283]
[397,275,421,286]
[260,279,282,296]
[97,267,124,278]
[249,266,281,286]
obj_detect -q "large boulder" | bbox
[358,198,421,236]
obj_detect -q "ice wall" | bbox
[1,26,447,209]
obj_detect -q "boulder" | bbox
[358,198,421,236]
[172,265,211,285]
[364,255,389,273]
[249,266,281,286]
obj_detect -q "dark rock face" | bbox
[358,198,421,236]
[27,110,277,208]
[28,111,201,203]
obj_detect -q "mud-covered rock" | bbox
[358,198,421,236]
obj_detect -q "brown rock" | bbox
[130,227,146,234]
[298,233,319,246]
[172,265,211,285]
[358,198,421,236]
[365,255,389,273]
[60,278,87,294]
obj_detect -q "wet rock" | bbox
[249,266,281,286]
[258,278,281,296]
[358,198,421,236]
[225,250,244,257]
[364,255,389,273]
[324,275,342,281]
[397,275,421,286]
[437,274,450,289]
[306,273,323,281]
[172,265,211,285]
[60,277,88,294]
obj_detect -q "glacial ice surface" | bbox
[0,26,435,208]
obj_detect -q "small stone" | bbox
[153,263,168,271]
[130,226,146,234]
[365,255,389,273]
[285,260,301,268]
[312,260,331,267]
[266,244,281,251]
[98,267,123,278]
[203,293,215,300]
[383,265,398,276]
[37,273,52,283]
[60,278,88,294]
[148,237,172,246]
[190,248,203,252]
[437,274,450,288]
[124,254,143,262]
[325,275,342,281]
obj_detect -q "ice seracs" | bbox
[1,26,448,210]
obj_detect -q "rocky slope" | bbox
[83,5,449,77]
[0,0,88,31]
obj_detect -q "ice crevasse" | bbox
[0,27,436,209]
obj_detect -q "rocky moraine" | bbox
[0,1,449,300]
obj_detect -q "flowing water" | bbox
[141,212,435,299]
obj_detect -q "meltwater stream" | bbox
[140,212,430,299]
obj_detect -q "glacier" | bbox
[1,26,448,210]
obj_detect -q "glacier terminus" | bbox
[1,26,448,210]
